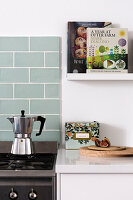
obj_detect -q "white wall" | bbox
[0,0,133,146]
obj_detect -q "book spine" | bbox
[86,28,93,70]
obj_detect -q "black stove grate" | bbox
[0,153,55,170]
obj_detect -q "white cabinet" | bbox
[56,149,133,200]
[60,174,133,200]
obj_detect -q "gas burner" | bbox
[10,160,27,169]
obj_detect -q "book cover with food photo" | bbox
[67,22,112,73]
[87,28,128,72]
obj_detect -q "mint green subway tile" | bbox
[0,53,13,67]
[0,115,13,130]
[30,37,60,51]
[0,68,28,83]
[45,84,59,98]
[15,52,44,67]
[30,100,60,114]
[45,115,60,130]
[0,37,29,51]
[32,131,60,143]
[0,131,14,141]
[45,52,60,67]
[30,68,60,83]
[0,85,13,98]
[0,100,29,114]
[14,84,44,98]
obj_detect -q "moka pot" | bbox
[7,110,46,155]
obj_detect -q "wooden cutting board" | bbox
[80,146,133,157]
[87,145,126,151]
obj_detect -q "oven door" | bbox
[0,177,56,200]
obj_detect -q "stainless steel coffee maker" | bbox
[7,110,46,155]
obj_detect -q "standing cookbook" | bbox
[87,28,128,72]
[67,22,112,73]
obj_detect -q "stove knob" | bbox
[29,189,37,199]
[9,188,18,199]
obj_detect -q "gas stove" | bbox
[0,141,57,200]
[0,153,55,170]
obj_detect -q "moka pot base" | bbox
[11,138,33,155]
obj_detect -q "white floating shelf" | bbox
[67,73,133,81]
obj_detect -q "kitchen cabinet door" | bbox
[61,174,133,200]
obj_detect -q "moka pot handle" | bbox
[36,116,46,136]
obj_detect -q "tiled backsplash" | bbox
[0,37,60,142]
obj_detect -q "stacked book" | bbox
[68,22,128,73]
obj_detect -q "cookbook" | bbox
[87,28,128,72]
[67,22,112,73]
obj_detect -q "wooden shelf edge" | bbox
[67,73,133,81]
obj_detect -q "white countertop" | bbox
[56,149,133,173]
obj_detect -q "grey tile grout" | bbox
[0,83,60,84]
[28,37,30,52]
[12,52,15,68]
[44,52,45,67]
[12,83,14,99]
[0,67,59,68]
[29,99,30,114]
[0,51,59,53]
[0,129,60,131]
[44,84,45,98]
[0,98,60,100]
[0,114,60,115]
[29,68,30,83]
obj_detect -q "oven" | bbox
[0,141,57,200]
[0,177,56,200]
